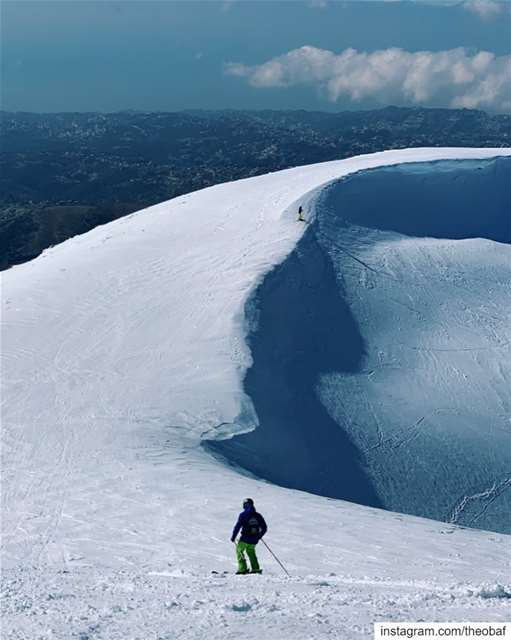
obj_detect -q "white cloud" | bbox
[226,46,511,113]
[307,0,329,8]
[463,0,504,19]
[356,0,509,16]
[221,0,236,12]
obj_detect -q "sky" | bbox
[1,0,511,113]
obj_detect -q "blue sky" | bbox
[2,0,510,113]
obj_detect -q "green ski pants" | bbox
[236,541,260,573]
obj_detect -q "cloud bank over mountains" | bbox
[226,46,511,113]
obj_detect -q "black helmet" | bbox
[243,498,254,509]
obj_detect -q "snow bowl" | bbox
[207,156,511,534]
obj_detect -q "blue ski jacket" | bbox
[231,506,267,545]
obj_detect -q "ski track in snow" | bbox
[2,148,511,639]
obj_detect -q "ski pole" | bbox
[261,538,290,577]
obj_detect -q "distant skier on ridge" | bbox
[297,205,305,222]
[231,498,267,575]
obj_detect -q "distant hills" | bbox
[1,106,510,270]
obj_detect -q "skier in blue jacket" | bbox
[231,498,267,574]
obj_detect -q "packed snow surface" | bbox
[2,148,511,639]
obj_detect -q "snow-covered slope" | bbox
[210,155,511,534]
[2,148,511,638]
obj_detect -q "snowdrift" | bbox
[209,156,511,534]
